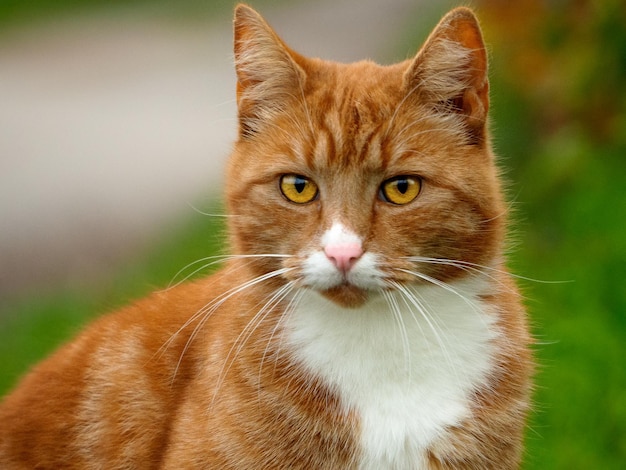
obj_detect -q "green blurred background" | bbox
[1,0,624,468]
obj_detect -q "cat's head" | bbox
[226,5,506,308]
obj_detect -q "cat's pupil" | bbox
[396,179,409,194]
[294,177,306,193]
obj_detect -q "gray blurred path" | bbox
[0,0,435,298]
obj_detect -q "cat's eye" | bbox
[380,176,421,205]
[280,174,319,204]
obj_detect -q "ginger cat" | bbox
[0,5,533,469]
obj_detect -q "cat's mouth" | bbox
[320,283,370,309]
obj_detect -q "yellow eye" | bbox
[381,176,421,205]
[280,174,319,204]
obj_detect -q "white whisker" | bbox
[155,266,293,384]
[166,253,293,290]
[206,269,299,405]
[186,202,235,218]
[394,265,516,358]
[381,289,412,382]
[256,282,301,399]
[404,256,569,285]
[388,280,459,380]
[395,268,483,318]
[166,255,232,290]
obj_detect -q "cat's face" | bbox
[226,7,505,308]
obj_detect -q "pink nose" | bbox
[324,243,363,274]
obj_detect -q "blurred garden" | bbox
[1,0,625,468]
[477,1,626,467]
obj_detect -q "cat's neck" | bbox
[282,275,499,468]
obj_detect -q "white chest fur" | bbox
[283,277,499,469]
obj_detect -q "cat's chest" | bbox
[282,279,499,469]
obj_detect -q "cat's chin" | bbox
[320,284,370,309]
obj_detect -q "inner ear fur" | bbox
[404,7,489,143]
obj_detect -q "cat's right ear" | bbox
[404,8,489,144]
[233,4,305,139]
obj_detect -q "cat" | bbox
[0,4,533,469]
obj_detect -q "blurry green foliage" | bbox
[478,0,626,468]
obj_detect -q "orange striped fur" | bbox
[0,5,532,468]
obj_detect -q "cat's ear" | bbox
[233,4,305,138]
[405,7,489,143]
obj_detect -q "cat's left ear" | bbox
[233,4,305,139]
[405,8,489,143]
